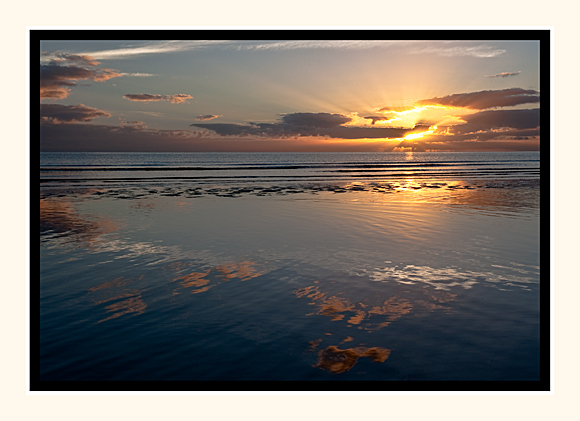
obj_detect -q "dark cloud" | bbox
[411,139,539,152]
[426,127,540,143]
[461,108,539,130]
[123,93,193,104]
[40,121,205,152]
[196,114,222,121]
[408,124,431,132]
[190,112,410,139]
[414,109,540,145]
[39,120,539,153]
[40,58,122,100]
[121,120,145,125]
[280,112,351,128]
[486,71,521,78]
[48,52,100,67]
[364,116,392,125]
[190,123,257,136]
[416,88,539,109]
[120,120,148,129]
[40,104,112,124]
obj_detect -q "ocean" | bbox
[38,151,545,390]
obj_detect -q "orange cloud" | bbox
[123,93,193,104]
[196,114,222,121]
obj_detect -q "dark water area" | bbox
[40,151,539,186]
[37,152,546,391]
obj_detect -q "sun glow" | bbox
[404,125,438,141]
[372,104,475,130]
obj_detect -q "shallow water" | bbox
[38,152,543,388]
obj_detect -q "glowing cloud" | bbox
[403,125,438,141]
[196,114,222,121]
[123,93,193,104]
[486,71,522,78]
[408,44,506,58]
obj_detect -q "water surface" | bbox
[38,152,544,389]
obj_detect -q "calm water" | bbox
[40,151,539,187]
[38,152,544,390]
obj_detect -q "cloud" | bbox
[280,112,352,128]
[71,40,396,60]
[364,116,394,125]
[190,112,410,139]
[67,40,508,61]
[40,104,112,123]
[136,111,164,117]
[486,71,521,78]
[196,114,222,121]
[418,109,540,144]
[39,119,539,153]
[120,120,147,129]
[40,55,123,100]
[416,88,539,109]
[120,72,155,77]
[238,40,398,51]
[123,93,193,104]
[73,41,232,60]
[408,44,506,58]
[376,105,416,113]
[46,52,100,66]
[458,108,540,131]
[40,120,204,152]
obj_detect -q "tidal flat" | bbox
[39,177,541,386]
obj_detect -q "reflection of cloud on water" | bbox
[172,260,267,295]
[88,275,146,323]
[86,260,268,322]
[295,285,435,331]
[311,343,391,374]
[362,263,537,291]
[95,294,147,323]
[40,198,120,248]
[81,238,216,267]
[295,281,457,373]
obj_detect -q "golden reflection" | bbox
[216,261,265,281]
[88,277,130,292]
[40,197,120,247]
[296,280,457,373]
[88,275,146,323]
[310,342,391,374]
[171,260,267,295]
[294,286,412,331]
[337,178,538,212]
[178,272,210,288]
[95,293,147,323]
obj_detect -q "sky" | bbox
[39,35,542,152]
